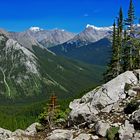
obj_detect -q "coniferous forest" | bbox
[104,0,140,82]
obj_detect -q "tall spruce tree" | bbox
[132,38,140,69]
[103,22,118,82]
[125,0,135,34]
[122,30,131,71]
[116,7,124,73]
[123,0,136,70]
[104,7,124,82]
[118,7,123,33]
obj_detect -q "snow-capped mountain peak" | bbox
[29,27,43,32]
[86,24,113,31]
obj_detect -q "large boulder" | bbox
[46,129,73,140]
[94,121,110,137]
[69,71,138,123]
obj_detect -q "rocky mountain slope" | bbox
[8,25,113,66]
[71,24,112,43]
[49,24,140,65]
[1,70,140,140]
[0,30,104,100]
[50,38,111,65]
[10,27,75,49]
[0,33,42,98]
[49,25,113,65]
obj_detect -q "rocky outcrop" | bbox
[0,122,41,140]
[69,71,138,124]
[45,129,100,140]
[68,70,140,139]
[43,70,140,140]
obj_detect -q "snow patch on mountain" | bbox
[29,27,43,32]
[86,24,113,31]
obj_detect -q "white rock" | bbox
[7,136,30,140]
[0,128,12,140]
[91,135,99,140]
[47,129,73,140]
[11,129,26,136]
[25,122,40,136]
[73,133,91,140]
[101,104,113,113]
[128,89,137,97]
[118,120,135,140]
[133,132,140,140]
[131,109,140,124]
[94,121,110,137]
[69,71,138,124]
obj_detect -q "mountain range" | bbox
[9,24,114,65]
[1,24,139,100]
[0,27,105,100]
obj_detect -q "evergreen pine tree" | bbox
[118,7,123,33]
[125,0,135,35]
[124,0,136,70]
[132,38,140,69]
[104,7,124,82]
[122,30,131,71]
[103,22,118,82]
[116,7,124,73]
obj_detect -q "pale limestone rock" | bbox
[47,129,73,140]
[25,122,40,136]
[69,71,138,124]
[94,121,110,137]
[119,120,135,140]
[0,127,12,140]
[73,133,91,140]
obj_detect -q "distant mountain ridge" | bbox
[49,24,113,65]
[11,27,76,48]
[0,29,104,100]
[7,25,114,66]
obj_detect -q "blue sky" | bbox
[0,0,140,32]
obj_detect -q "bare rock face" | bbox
[69,71,138,124]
